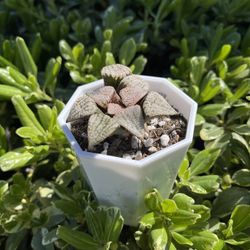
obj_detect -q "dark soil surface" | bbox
[70,115,187,160]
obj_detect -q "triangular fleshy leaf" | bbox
[101,64,132,87]
[67,94,98,122]
[114,105,145,138]
[107,103,125,115]
[88,113,119,149]
[118,75,149,92]
[89,86,120,109]
[143,91,178,117]
[119,86,148,107]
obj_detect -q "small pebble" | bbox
[123,154,132,159]
[144,132,149,138]
[135,150,143,160]
[158,121,166,127]
[171,130,177,136]
[148,146,157,153]
[147,125,156,130]
[81,132,87,138]
[150,118,158,126]
[164,117,171,122]
[131,135,141,149]
[143,138,154,147]
[101,149,107,155]
[160,134,170,147]
[103,142,109,150]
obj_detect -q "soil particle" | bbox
[70,115,187,160]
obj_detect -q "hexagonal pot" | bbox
[57,76,197,226]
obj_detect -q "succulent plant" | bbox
[101,64,132,87]
[67,94,99,122]
[68,64,179,153]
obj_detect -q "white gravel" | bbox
[160,134,170,147]
[148,146,157,153]
[143,138,154,147]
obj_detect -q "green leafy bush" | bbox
[0,0,249,249]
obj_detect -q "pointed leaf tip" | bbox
[88,113,119,149]
[67,94,98,122]
[114,105,145,138]
[143,91,178,117]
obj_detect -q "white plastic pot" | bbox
[57,76,197,226]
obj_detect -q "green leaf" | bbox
[0,68,27,91]
[161,199,178,214]
[91,48,102,73]
[232,169,250,187]
[56,226,100,250]
[229,124,250,135]
[105,52,116,65]
[0,84,26,100]
[171,232,193,246]
[145,189,163,211]
[190,175,220,193]
[7,67,32,92]
[195,113,205,126]
[0,125,7,155]
[16,126,43,142]
[119,38,137,65]
[53,199,82,217]
[150,222,168,250]
[178,158,190,180]
[72,43,84,62]
[170,209,201,226]
[189,148,221,176]
[31,33,42,63]
[191,204,210,223]
[37,105,53,130]
[198,103,230,117]
[213,44,231,63]
[42,228,58,246]
[231,205,250,232]
[181,181,207,194]
[44,57,61,96]
[16,37,37,77]
[199,76,223,103]
[0,150,34,172]
[212,187,250,218]
[227,105,250,123]
[205,132,231,150]
[229,79,250,103]
[190,56,207,85]
[200,124,224,141]
[217,61,228,79]
[172,193,194,210]
[190,231,219,250]
[188,84,200,100]
[5,229,28,250]
[131,55,147,74]
[209,24,223,60]
[139,212,157,229]
[231,138,250,167]
[11,95,45,135]
[84,206,124,243]
[59,40,73,60]
[101,40,111,58]
[226,64,249,80]
[0,55,17,69]
[231,132,249,151]
[0,180,8,197]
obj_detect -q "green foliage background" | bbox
[0,0,249,249]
